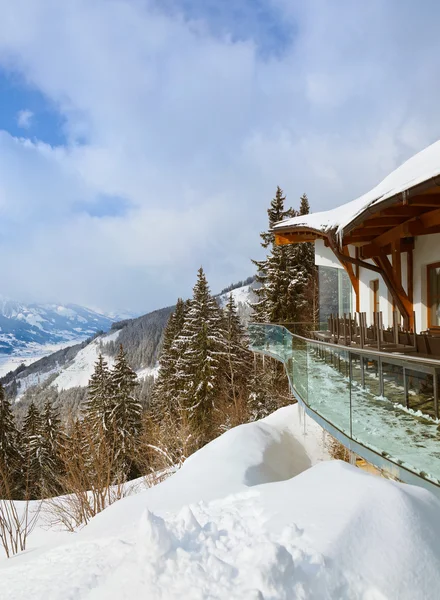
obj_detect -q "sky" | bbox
[0,0,440,314]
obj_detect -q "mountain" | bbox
[2,279,257,418]
[0,298,116,355]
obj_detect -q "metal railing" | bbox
[248,322,440,493]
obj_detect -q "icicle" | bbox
[349,450,357,466]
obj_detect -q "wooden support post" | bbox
[393,310,399,345]
[412,312,417,350]
[407,246,414,307]
[355,247,360,312]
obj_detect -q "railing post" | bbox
[403,367,409,409]
[349,351,353,438]
[434,369,439,420]
[379,356,384,397]
[360,355,365,389]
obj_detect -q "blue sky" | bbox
[0,0,440,313]
[0,70,66,145]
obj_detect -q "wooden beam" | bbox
[361,237,414,260]
[374,252,413,328]
[355,247,360,312]
[339,247,360,311]
[361,216,406,228]
[343,234,377,245]
[380,206,426,217]
[360,207,440,256]
[408,195,440,207]
[407,246,413,305]
[392,240,401,287]
[274,233,319,246]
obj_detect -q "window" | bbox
[318,266,352,327]
[427,262,440,329]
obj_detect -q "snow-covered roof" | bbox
[274,139,440,237]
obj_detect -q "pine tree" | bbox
[21,402,45,498]
[251,186,295,322]
[41,400,63,493]
[176,267,226,440]
[85,354,112,441]
[110,345,142,478]
[252,187,315,324]
[0,384,21,496]
[222,294,251,410]
[285,193,316,324]
[152,298,187,418]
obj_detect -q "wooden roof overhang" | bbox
[274,175,440,330]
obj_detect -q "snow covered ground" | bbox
[1,405,439,599]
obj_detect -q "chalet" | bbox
[273,140,440,352]
[249,140,440,495]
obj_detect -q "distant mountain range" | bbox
[0,298,119,355]
[2,279,257,417]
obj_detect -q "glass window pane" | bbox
[429,265,440,327]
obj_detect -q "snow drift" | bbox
[1,405,440,600]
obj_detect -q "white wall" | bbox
[314,238,344,269]
[357,259,391,328]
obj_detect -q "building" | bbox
[249,140,440,495]
[273,140,440,338]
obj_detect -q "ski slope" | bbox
[1,405,440,599]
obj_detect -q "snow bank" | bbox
[1,405,440,599]
[275,138,440,236]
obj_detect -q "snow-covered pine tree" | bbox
[222,294,251,413]
[152,298,187,418]
[251,186,295,322]
[85,354,113,442]
[176,267,226,441]
[252,188,315,325]
[41,400,64,493]
[109,345,142,478]
[0,384,21,496]
[284,193,316,324]
[21,402,45,498]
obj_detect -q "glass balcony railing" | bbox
[248,323,440,488]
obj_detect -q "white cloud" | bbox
[16,108,33,128]
[0,0,439,312]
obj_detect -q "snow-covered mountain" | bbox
[2,279,255,413]
[0,298,116,355]
[217,279,258,324]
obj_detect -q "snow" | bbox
[0,340,81,377]
[274,138,440,236]
[51,330,120,391]
[1,404,440,599]
[137,364,160,380]
[218,284,254,307]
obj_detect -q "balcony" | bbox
[249,323,440,496]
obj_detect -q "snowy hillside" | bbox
[3,279,253,404]
[1,404,440,599]
[217,280,258,324]
[0,297,116,356]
